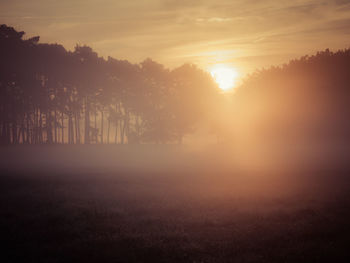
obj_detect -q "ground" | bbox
[0,145,349,262]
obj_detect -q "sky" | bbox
[1,0,350,76]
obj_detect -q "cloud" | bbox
[1,0,350,74]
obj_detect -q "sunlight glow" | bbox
[210,65,238,91]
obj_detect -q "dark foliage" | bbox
[232,48,350,144]
[0,25,219,145]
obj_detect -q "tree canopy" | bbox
[0,24,220,145]
[232,48,350,145]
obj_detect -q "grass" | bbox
[1,145,349,262]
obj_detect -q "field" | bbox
[1,145,349,262]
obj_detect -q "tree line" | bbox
[0,25,220,145]
[2,24,349,146]
[231,48,350,145]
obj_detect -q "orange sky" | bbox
[1,0,350,76]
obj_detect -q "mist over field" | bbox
[1,140,349,175]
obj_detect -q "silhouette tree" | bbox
[232,48,350,146]
[0,24,222,145]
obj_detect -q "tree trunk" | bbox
[26,113,30,144]
[39,112,43,143]
[18,117,24,143]
[54,108,57,143]
[107,118,110,144]
[61,111,64,144]
[12,120,17,144]
[75,111,80,144]
[101,109,104,144]
[121,119,125,144]
[115,119,118,144]
[77,113,81,144]
[47,110,53,144]
[93,106,97,144]
[68,114,75,144]
[125,111,129,144]
[84,96,90,144]
[34,108,38,144]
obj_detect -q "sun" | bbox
[210,65,239,91]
